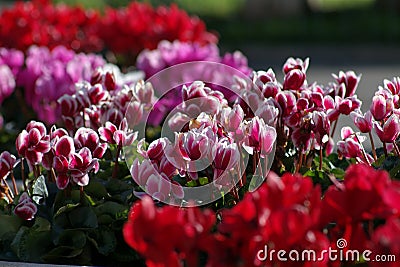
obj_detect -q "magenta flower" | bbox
[87,84,109,105]
[245,117,277,157]
[219,104,244,133]
[98,119,137,147]
[53,136,75,189]
[182,126,216,161]
[74,127,107,159]
[69,147,98,187]
[383,77,400,95]
[90,68,116,91]
[370,95,391,121]
[312,110,331,148]
[276,91,296,116]
[18,45,105,124]
[332,70,361,98]
[14,192,37,221]
[130,158,183,202]
[182,81,224,116]
[133,80,154,106]
[146,138,168,161]
[0,151,17,180]
[336,127,372,164]
[42,126,69,170]
[254,99,279,126]
[283,57,309,74]
[283,69,306,91]
[374,114,400,143]
[351,110,373,133]
[16,121,50,166]
[213,138,240,180]
[0,65,16,105]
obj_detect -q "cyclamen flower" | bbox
[182,126,217,162]
[0,65,16,105]
[213,138,240,180]
[69,147,98,187]
[283,57,309,74]
[14,192,37,221]
[98,119,137,147]
[53,136,75,189]
[332,70,361,98]
[245,117,277,157]
[130,158,182,202]
[374,114,400,143]
[123,196,215,267]
[321,164,400,251]
[0,151,17,180]
[17,45,105,124]
[16,121,50,166]
[351,110,373,133]
[370,94,392,121]
[100,2,217,58]
[74,127,107,159]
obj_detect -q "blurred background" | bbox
[1,0,400,141]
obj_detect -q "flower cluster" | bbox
[130,80,276,204]
[137,40,251,78]
[0,0,217,59]
[0,47,24,127]
[0,0,102,53]
[124,164,400,267]
[337,76,400,163]
[136,40,252,125]
[17,45,105,124]
[99,3,217,59]
[58,67,149,131]
[232,58,362,171]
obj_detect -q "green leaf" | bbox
[0,215,23,238]
[97,214,114,225]
[54,203,80,218]
[106,178,133,194]
[11,226,52,262]
[330,168,345,180]
[198,177,209,185]
[32,175,48,205]
[85,180,110,199]
[87,227,117,255]
[32,217,51,232]
[94,201,127,218]
[68,206,98,229]
[55,229,87,249]
[186,180,197,187]
[42,246,83,262]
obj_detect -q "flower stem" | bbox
[295,150,303,173]
[80,186,85,204]
[354,134,371,166]
[20,158,27,192]
[319,149,323,171]
[393,142,400,158]
[2,178,14,199]
[10,172,18,196]
[330,118,339,138]
[112,145,122,179]
[383,142,388,158]
[368,131,377,161]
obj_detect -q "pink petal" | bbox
[56,173,70,190]
[55,136,75,157]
